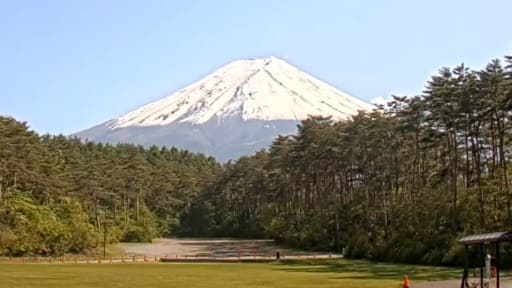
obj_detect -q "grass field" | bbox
[0,259,461,288]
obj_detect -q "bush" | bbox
[0,192,99,256]
[121,225,153,243]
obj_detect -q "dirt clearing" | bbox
[115,238,332,258]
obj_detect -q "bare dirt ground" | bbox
[413,277,512,288]
[116,238,336,259]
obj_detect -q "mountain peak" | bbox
[77,57,375,160]
[110,57,373,129]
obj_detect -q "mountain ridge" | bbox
[75,57,374,161]
[109,56,372,128]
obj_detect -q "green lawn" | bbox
[0,259,461,288]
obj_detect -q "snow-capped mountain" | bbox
[76,57,374,161]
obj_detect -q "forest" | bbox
[0,55,510,266]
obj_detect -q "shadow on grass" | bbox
[274,259,461,281]
[177,239,318,257]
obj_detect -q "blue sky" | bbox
[1,0,511,135]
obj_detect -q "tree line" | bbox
[188,55,512,265]
[0,118,221,256]
[0,55,510,266]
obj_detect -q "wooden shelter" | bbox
[458,231,512,288]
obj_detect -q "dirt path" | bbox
[414,278,512,288]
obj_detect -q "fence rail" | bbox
[0,253,342,264]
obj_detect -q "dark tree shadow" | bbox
[177,239,324,258]
[273,259,462,281]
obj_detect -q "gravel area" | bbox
[414,277,512,288]
[116,238,332,258]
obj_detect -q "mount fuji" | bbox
[75,57,374,161]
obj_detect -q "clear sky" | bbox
[1,0,511,135]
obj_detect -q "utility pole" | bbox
[103,211,108,258]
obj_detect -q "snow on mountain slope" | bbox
[76,56,375,161]
[110,57,373,129]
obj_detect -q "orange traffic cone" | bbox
[403,274,410,288]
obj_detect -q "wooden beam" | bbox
[496,241,500,288]
[480,243,484,288]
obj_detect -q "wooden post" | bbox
[74,257,78,264]
[121,255,125,263]
[132,255,136,263]
[463,244,469,287]
[480,243,484,288]
[98,256,102,264]
[0,175,3,205]
[109,256,113,264]
[496,241,500,288]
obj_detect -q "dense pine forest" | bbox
[0,55,511,265]
[0,120,222,256]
